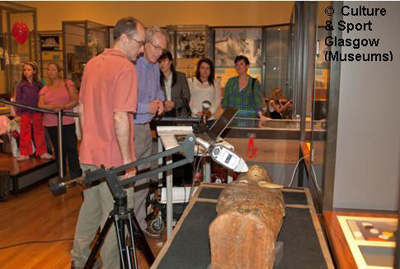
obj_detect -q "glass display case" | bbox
[164,24,291,101]
[0,2,38,97]
[166,25,210,77]
[263,25,290,99]
[224,117,325,140]
[309,1,332,209]
[38,31,63,82]
[62,20,109,89]
[212,27,263,92]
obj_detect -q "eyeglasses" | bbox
[132,38,146,48]
[148,39,167,54]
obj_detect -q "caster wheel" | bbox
[149,217,164,233]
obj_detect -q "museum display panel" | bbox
[166,24,210,77]
[62,20,108,89]
[212,27,263,92]
[38,31,63,82]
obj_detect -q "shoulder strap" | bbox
[250,78,257,97]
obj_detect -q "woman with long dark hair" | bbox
[158,51,191,117]
[187,58,222,119]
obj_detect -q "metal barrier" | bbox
[0,99,200,180]
[0,98,78,179]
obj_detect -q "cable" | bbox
[176,144,208,222]
[188,145,200,202]
[287,155,310,187]
[310,163,322,193]
[0,238,74,250]
[188,146,205,203]
[287,155,323,194]
[176,152,189,222]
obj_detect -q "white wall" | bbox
[333,2,400,210]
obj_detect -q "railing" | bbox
[0,99,202,180]
[0,98,78,179]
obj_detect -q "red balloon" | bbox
[12,21,29,45]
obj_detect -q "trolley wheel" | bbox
[149,217,164,233]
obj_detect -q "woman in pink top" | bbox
[38,62,81,179]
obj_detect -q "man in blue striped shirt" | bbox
[134,26,168,238]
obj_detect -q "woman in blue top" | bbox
[223,55,266,119]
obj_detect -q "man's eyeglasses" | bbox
[132,38,146,48]
[148,39,167,54]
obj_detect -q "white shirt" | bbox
[187,77,222,116]
[164,72,173,101]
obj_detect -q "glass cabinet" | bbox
[38,31,63,82]
[0,2,38,97]
[166,25,210,77]
[62,20,109,89]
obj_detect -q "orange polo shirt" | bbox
[79,49,137,168]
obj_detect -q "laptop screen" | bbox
[208,107,238,140]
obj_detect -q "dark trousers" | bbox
[46,124,82,179]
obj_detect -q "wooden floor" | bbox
[0,182,166,269]
[0,153,54,176]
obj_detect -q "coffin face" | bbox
[209,165,285,269]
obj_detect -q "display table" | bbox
[156,126,233,238]
[324,211,398,268]
[153,183,334,268]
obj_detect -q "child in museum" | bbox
[15,61,53,161]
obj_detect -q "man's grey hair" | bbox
[145,26,169,43]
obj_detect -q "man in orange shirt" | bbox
[71,17,145,269]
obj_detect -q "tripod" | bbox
[49,133,247,268]
[84,195,155,269]
[49,135,197,268]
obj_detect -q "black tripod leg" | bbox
[84,212,114,269]
[114,216,130,269]
[126,217,139,269]
[130,211,155,264]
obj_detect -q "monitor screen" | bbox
[209,107,238,139]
